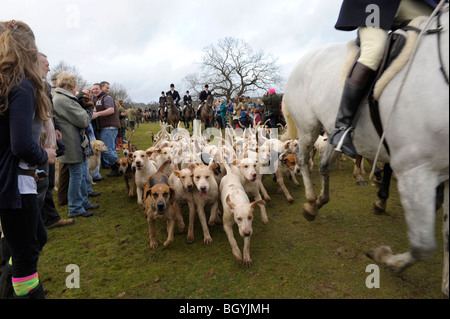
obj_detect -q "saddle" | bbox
[348,16,427,155]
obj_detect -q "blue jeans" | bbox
[67,160,93,217]
[99,128,119,168]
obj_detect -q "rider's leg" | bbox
[329,27,386,158]
[395,0,433,28]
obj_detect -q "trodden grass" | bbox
[40,121,446,299]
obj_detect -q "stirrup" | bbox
[335,127,352,153]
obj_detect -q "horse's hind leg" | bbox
[373,163,393,215]
[442,181,449,297]
[316,144,339,209]
[367,167,437,274]
[352,155,367,186]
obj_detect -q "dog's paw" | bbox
[150,241,159,249]
[204,236,213,245]
[163,239,173,247]
[243,258,253,268]
[287,196,294,203]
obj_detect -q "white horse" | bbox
[281,9,449,296]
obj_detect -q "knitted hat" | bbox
[269,88,276,94]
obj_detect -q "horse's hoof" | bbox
[302,208,317,221]
[366,245,392,262]
[302,203,317,221]
[356,181,367,186]
[372,203,388,215]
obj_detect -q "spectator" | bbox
[262,88,281,129]
[240,104,249,128]
[84,88,103,184]
[219,100,227,129]
[53,72,99,218]
[233,97,243,129]
[227,100,234,128]
[117,99,128,143]
[0,19,57,299]
[36,53,74,229]
[255,98,262,110]
[127,106,137,131]
[92,82,121,177]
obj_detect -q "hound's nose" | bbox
[187,185,193,192]
[200,186,207,192]
[243,231,252,237]
[157,202,165,214]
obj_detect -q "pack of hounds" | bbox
[111,123,303,267]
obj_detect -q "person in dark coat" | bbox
[166,84,182,119]
[0,19,57,299]
[197,84,212,118]
[329,0,439,158]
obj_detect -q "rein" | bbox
[428,10,449,84]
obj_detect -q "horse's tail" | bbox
[280,99,298,141]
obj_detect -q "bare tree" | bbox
[183,37,283,100]
[49,60,90,91]
[108,83,131,103]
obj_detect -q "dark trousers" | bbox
[0,194,47,278]
[37,163,61,226]
[269,116,279,129]
[57,162,70,205]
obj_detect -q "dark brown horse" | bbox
[159,99,166,123]
[200,94,214,129]
[183,100,195,129]
[166,95,180,129]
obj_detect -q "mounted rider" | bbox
[329,0,439,158]
[166,83,183,120]
[158,91,166,120]
[196,84,212,118]
[183,90,193,118]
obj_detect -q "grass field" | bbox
[40,121,446,299]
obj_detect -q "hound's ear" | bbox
[188,163,197,171]
[174,169,182,178]
[250,200,266,209]
[128,152,134,159]
[146,150,153,157]
[226,195,236,211]
[169,187,176,205]
[145,188,152,200]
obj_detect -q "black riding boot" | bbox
[329,62,376,158]
[107,163,122,177]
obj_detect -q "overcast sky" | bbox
[3,0,354,103]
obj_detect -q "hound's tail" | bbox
[158,159,172,173]
[280,99,298,141]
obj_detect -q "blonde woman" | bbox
[0,20,56,299]
[53,72,98,218]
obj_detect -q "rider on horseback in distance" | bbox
[196,84,212,119]
[330,0,439,158]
